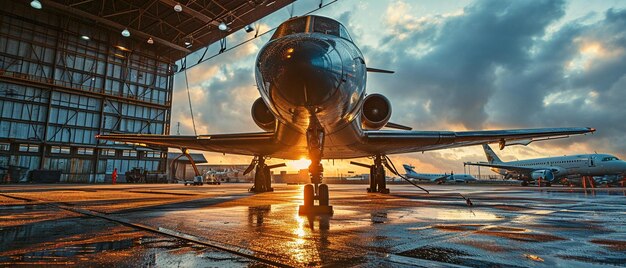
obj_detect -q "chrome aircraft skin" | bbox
[98,16,594,206]
[465,144,626,185]
[403,164,476,184]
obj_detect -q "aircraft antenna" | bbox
[183,67,198,136]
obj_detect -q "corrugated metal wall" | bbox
[0,3,172,182]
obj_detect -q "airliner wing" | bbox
[98,127,594,160]
[359,127,594,155]
[96,132,295,157]
[462,162,542,173]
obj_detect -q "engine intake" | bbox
[361,93,391,130]
[531,170,555,181]
[251,98,276,131]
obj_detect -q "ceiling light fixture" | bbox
[174,3,182,12]
[121,28,130,37]
[218,22,228,31]
[244,25,254,33]
[80,35,90,40]
[147,37,154,44]
[30,0,42,9]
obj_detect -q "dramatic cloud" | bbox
[170,0,626,174]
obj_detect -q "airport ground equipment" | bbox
[171,148,204,186]
[184,176,203,186]
[125,168,146,183]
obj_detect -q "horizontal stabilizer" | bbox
[366,67,395,74]
[385,122,412,130]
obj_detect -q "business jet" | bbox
[403,164,476,184]
[464,144,626,186]
[98,15,594,214]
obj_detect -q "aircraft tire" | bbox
[304,184,314,207]
[319,184,329,206]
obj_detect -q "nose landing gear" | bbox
[299,121,333,215]
[299,162,333,215]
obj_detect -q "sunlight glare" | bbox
[288,158,311,170]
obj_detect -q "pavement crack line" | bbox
[0,193,291,268]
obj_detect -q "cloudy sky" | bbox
[170,0,626,175]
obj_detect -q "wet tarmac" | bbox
[0,183,624,267]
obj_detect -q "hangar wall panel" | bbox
[0,3,173,182]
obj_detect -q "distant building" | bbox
[272,169,309,184]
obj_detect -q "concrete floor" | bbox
[0,183,624,267]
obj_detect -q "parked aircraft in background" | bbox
[403,164,477,184]
[98,15,594,213]
[465,144,626,186]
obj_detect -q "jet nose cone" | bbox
[259,37,343,106]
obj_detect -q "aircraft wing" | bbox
[359,127,594,155]
[432,175,450,183]
[463,162,543,173]
[95,132,298,157]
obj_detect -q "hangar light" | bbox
[218,22,228,31]
[121,28,130,37]
[30,0,42,9]
[147,37,154,44]
[80,35,90,41]
[174,3,182,12]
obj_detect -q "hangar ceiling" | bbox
[42,0,295,61]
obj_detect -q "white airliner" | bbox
[464,144,626,186]
[403,164,477,184]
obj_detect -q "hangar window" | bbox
[51,146,71,154]
[100,149,116,156]
[122,150,137,157]
[19,144,39,153]
[0,143,9,151]
[145,151,162,158]
[77,148,94,155]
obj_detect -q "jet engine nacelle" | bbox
[531,170,555,181]
[251,97,276,131]
[361,93,392,130]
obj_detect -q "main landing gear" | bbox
[244,156,285,193]
[350,154,390,194]
[299,121,333,215]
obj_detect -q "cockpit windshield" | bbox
[271,17,307,40]
[270,16,353,41]
[602,156,619,161]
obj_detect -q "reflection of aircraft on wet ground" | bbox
[403,164,477,184]
[592,175,625,185]
[97,15,594,214]
[465,144,626,186]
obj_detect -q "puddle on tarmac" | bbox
[395,207,503,222]
[0,215,256,266]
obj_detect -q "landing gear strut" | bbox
[299,120,333,215]
[350,154,390,194]
[246,156,285,193]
